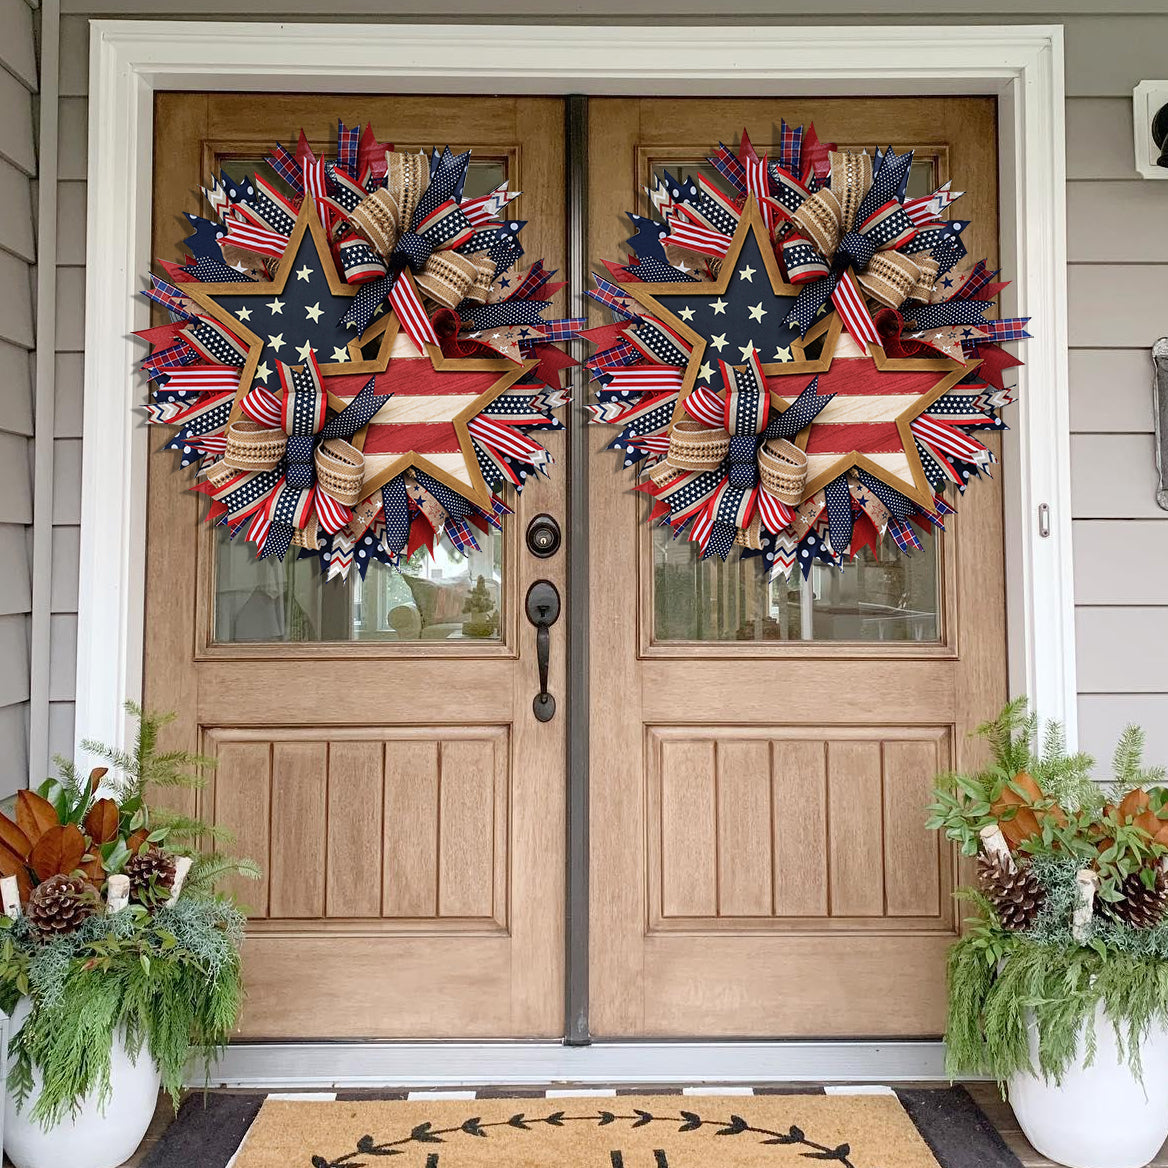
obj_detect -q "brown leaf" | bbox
[15,790,60,845]
[0,839,28,879]
[28,824,86,882]
[78,857,105,886]
[88,767,108,794]
[1120,789,1151,822]
[991,771,1067,846]
[84,799,120,845]
[126,828,149,854]
[0,813,30,861]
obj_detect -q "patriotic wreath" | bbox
[140,121,581,578]
[588,125,1030,576]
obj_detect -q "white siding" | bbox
[0,0,36,797]
[31,6,1168,782]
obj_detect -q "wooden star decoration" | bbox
[769,331,981,510]
[181,202,395,422]
[322,320,536,510]
[621,195,841,422]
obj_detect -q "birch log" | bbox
[1073,869,1100,944]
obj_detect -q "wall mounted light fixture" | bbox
[1133,82,1168,178]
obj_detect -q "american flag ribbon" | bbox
[301,156,331,228]
[389,274,440,349]
[888,515,924,552]
[830,269,880,348]
[157,366,240,395]
[911,414,993,466]
[219,216,289,259]
[461,182,520,226]
[954,260,995,300]
[663,207,734,259]
[467,414,550,464]
[181,318,250,367]
[511,261,554,301]
[240,386,283,428]
[626,318,692,367]
[605,365,685,394]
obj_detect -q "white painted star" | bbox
[266,298,285,315]
[738,341,759,360]
[235,306,252,322]
[772,344,792,362]
[267,333,285,353]
[748,302,767,322]
[738,265,756,282]
[295,340,314,361]
[305,302,323,323]
[697,362,715,382]
[330,346,351,363]
[709,332,728,352]
[231,261,248,273]
[255,362,272,383]
[678,306,696,322]
[295,264,313,282]
[710,298,728,315]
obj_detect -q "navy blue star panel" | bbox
[183,205,393,402]
[622,202,806,407]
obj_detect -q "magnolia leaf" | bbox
[88,767,108,794]
[0,813,30,861]
[16,790,60,844]
[29,824,85,881]
[84,799,120,845]
[0,838,27,879]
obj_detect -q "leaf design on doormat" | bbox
[312,1105,871,1167]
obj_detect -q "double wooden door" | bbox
[146,94,1004,1040]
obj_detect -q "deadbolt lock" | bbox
[526,514,562,558]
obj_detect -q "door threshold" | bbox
[196,1040,968,1088]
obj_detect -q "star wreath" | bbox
[141,120,583,579]
[588,125,1030,577]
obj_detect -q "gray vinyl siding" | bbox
[0,0,36,797]
[30,5,1168,776]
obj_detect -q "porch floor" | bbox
[6,1083,1165,1168]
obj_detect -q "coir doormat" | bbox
[139,1086,1020,1168]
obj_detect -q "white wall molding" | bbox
[79,19,1073,753]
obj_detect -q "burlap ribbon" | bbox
[650,422,807,507]
[786,150,934,308]
[346,151,496,310]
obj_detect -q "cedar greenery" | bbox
[931,701,1168,1085]
[0,703,257,1127]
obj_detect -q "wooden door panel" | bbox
[591,97,1004,1037]
[149,94,565,1038]
[203,727,508,927]
[646,727,953,931]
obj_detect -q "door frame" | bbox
[76,19,1069,1081]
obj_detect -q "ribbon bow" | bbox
[215,354,389,559]
[773,149,929,346]
[647,353,834,558]
[340,148,496,326]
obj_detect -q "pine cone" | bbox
[124,848,177,909]
[1106,867,1168,929]
[26,874,98,936]
[978,851,1044,930]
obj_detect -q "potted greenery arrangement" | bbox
[929,699,1168,1168]
[0,704,258,1168]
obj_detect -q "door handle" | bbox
[525,580,561,722]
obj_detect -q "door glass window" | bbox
[648,154,943,644]
[210,155,508,644]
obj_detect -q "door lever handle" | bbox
[525,580,561,722]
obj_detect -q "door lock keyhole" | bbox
[526,514,562,558]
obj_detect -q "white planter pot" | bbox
[3,997,161,1168]
[1009,1003,1168,1168]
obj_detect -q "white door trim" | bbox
[79,19,1073,754]
[199,1040,973,1089]
[81,20,1069,1078]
